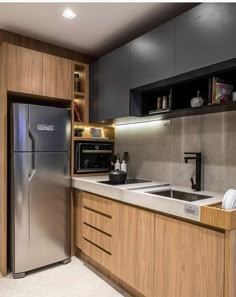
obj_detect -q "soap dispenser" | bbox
[121,160,127,173]
[115,159,121,170]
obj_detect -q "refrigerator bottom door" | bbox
[12,152,71,274]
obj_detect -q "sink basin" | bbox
[147,189,212,202]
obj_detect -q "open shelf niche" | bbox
[130,61,236,120]
[71,62,115,177]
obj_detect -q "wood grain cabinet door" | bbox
[7,44,43,95]
[154,215,224,297]
[111,203,154,297]
[43,54,73,100]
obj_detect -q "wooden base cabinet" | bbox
[80,192,113,270]
[154,215,224,297]
[75,191,226,297]
[111,203,154,297]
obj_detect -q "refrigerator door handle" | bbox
[28,153,36,182]
[29,125,36,151]
[28,127,36,182]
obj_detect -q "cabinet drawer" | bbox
[82,224,111,253]
[82,238,111,270]
[83,192,112,216]
[82,208,112,235]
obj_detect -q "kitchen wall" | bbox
[115,110,236,192]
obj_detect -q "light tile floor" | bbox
[0,257,131,297]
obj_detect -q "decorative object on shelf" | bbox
[215,83,233,104]
[74,128,84,137]
[74,71,80,92]
[157,96,162,110]
[233,92,236,102]
[190,90,204,108]
[162,95,168,110]
[74,102,82,122]
[90,127,102,138]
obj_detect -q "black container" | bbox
[109,169,127,185]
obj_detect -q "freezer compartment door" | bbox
[12,152,71,274]
[29,105,71,152]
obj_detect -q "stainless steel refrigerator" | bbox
[10,103,71,279]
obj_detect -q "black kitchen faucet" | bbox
[184,152,202,191]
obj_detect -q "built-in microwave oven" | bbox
[74,141,113,173]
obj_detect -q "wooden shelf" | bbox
[73,121,114,128]
[131,61,236,120]
[73,137,114,142]
[138,101,236,121]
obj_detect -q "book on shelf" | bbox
[74,102,82,122]
[215,82,233,104]
[211,77,224,104]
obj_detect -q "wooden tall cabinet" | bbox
[112,203,154,297]
[43,54,73,100]
[7,44,43,95]
[154,215,224,297]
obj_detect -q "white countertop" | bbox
[72,175,224,222]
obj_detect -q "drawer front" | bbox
[82,238,111,270]
[82,224,111,253]
[83,192,112,216]
[82,208,112,235]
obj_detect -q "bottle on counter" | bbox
[115,159,121,170]
[121,160,127,173]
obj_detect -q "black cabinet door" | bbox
[89,61,100,122]
[176,3,236,75]
[130,19,175,89]
[89,44,130,122]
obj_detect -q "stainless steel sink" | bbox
[147,189,212,202]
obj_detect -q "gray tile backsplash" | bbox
[115,111,236,192]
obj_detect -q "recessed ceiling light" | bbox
[62,9,77,20]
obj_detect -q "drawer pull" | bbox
[83,237,111,255]
[83,206,112,218]
[83,222,111,237]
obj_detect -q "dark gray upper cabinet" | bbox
[130,19,175,89]
[89,44,130,122]
[176,3,236,75]
[89,61,100,122]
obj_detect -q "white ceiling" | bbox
[0,3,196,57]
